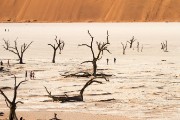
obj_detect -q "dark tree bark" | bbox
[3,38,33,64]
[79,30,111,76]
[121,42,127,55]
[48,36,65,63]
[0,75,27,120]
[127,36,136,48]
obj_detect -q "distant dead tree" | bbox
[161,40,168,52]
[127,36,136,48]
[141,44,143,52]
[0,75,27,120]
[137,42,140,52]
[48,36,65,63]
[44,77,109,102]
[121,42,127,55]
[3,38,33,64]
[78,30,111,76]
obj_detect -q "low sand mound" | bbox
[0,0,180,22]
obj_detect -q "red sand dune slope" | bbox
[0,0,180,22]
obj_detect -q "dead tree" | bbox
[48,36,65,63]
[127,36,136,48]
[0,75,27,120]
[121,42,127,55]
[141,44,143,52]
[137,42,140,52]
[78,30,111,76]
[44,77,108,102]
[3,38,33,64]
[161,41,168,52]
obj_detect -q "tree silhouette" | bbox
[48,36,65,63]
[0,75,27,120]
[79,30,111,76]
[3,38,33,64]
[127,36,136,48]
[121,42,127,55]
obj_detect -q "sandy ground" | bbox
[1,111,129,120]
[0,23,180,120]
[0,0,180,22]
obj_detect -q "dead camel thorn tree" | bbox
[121,42,127,55]
[127,36,136,48]
[44,76,109,102]
[0,75,27,120]
[3,38,33,64]
[48,36,65,63]
[78,30,111,76]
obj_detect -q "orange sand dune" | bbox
[0,0,180,22]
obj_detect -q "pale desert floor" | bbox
[0,23,180,120]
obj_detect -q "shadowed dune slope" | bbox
[0,0,180,22]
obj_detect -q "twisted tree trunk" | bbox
[52,50,57,63]
[9,106,17,120]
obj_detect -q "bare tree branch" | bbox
[5,99,10,108]
[78,44,91,48]
[48,44,55,49]
[0,89,11,104]
[16,80,27,90]
[81,61,93,64]
[15,101,24,104]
